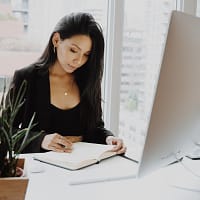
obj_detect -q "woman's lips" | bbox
[68,64,76,69]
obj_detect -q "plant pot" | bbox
[0,158,29,200]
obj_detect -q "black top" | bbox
[49,103,83,136]
[9,64,113,153]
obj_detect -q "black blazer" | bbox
[10,64,113,153]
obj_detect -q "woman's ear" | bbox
[52,32,61,47]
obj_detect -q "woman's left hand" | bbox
[106,136,126,154]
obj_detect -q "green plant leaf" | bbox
[0,79,41,177]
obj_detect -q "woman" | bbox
[10,12,126,154]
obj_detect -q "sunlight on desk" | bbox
[22,154,200,200]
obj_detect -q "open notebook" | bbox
[34,142,117,170]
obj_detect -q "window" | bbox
[196,0,200,16]
[118,0,178,159]
[1,1,198,158]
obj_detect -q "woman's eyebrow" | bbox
[71,43,81,50]
[71,43,91,53]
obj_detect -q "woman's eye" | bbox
[84,54,90,57]
[70,49,78,53]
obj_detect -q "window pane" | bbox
[0,0,108,98]
[119,0,177,160]
[0,0,108,76]
[196,0,200,16]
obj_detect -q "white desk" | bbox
[23,154,200,200]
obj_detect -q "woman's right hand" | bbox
[41,133,73,153]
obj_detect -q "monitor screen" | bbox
[137,10,200,178]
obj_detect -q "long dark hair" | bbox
[36,12,105,134]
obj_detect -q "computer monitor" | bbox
[137,10,200,178]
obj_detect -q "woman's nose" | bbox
[74,54,82,65]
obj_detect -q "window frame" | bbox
[102,0,124,135]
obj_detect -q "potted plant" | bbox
[0,80,41,200]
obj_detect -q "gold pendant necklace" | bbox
[64,79,74,96]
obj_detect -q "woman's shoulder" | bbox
[14,64,37,77]
[12,64,47,88]
[14,63,47,79]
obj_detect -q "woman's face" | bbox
[54,33,92,73]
